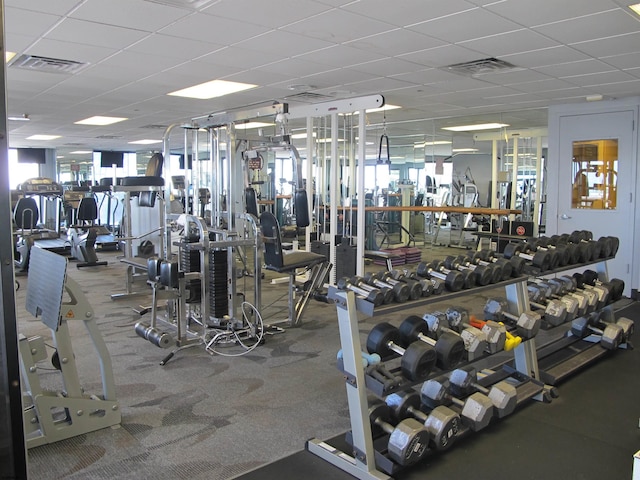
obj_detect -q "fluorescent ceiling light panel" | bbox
[442,123,509,132]
[75,116,128,126]
[291,132,317,139]
[168,79,257,99]
[128,139,162,145]
[71,150,92,154]
[26,134,60,140]
[8,114,29,121]
[415,140,452,148]
[5,51,16,63]
[630,3,640,15]
[365,104,401,113]
[452,148,479,152]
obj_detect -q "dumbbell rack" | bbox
[308,253,623,479]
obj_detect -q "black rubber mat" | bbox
[237,302,640,480]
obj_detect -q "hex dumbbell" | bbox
[364,272,410,303]
[423,311,488,361]
[558,275,599,313]
[527,282,578,323]
[416,261,464,292]
[336,277,385,307]
[483,298,541,339]
[444,255,492,286]
[526,289,567,326]
[467,316,523,352]
[595,309,634,344]
[448,367,517,418]
[572,273,610,309]
[421,378,494,432]
[399,315,466,370]
[351,276,394,305]
[431,260,475,289]
[445,307,506,354]
[502,242,551,271]
[368,402,430,466]
[582,270,625,302]
[570,314,624,350]
[366,322,437,381]
[385,390,461,451]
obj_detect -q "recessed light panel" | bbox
[442,123,509,132]
[75,116,128,126]
[128,139,162,145]
[168,79,257,99]
[26,134,60,140]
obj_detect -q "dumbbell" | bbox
[448,367,517,418]
[581,270,625,302]
[483,298,541,339]
[421,378,494,432]
[525,238,566,268]
[525,288,567,326]
[527,282,578,323]
[444,255,492,286]
[423,311,488,361]
[470,251,510,282]
[385,390,461,451]
[570,314,624,350]
[380,271,422,301]
[607,236,620,257]
[404,269,444,294]
[596,309,634,344]
[368,402,430,466]
[389,269,432,297]
[416,261,464,292]
[486,249,526,277]
[134,322,174,348]
[399,315,466,370]
[431,260,475,289]
[572,273,610,309]
[445,307,506,354]
[568,231,601,262]
[336,277,385,307]
[502,242,551,271]
[351,276,394,305]
[366,322,437,381]
[467,316,523,352]
[363,272,410,303]
[555,276,598,314]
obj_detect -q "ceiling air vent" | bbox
[96,135,122,139]
[444,57,518,76]
[141,124,169,130]
[144,0,217,10]
[9,54,88,74]
[285,92,334,103]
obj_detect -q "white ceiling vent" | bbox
[144,0,217,10]
[141,124,169,130]
[96,135,122,139]
[9,54,88,74]
[285,92,334,103]
[444,57,518,76]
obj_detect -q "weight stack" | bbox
[179,233,201,273]
[311,241,356,281]
[209,249,228,319]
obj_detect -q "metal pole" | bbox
[533,136,543,236]
[356,111,366,276]
[329,112,339,285]
[0,0,28,475]
[306,116,313,251]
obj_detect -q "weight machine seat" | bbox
[77,197,98,222]
[14,197,39,229]
[260,211,326,273]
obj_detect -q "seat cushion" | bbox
[264,251,326,273]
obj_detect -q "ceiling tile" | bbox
[509,78,578,93]
[255,58,335,78]
[400,44,488,68]
[6,33,45,54]
[281,9,396,43]
[533,59,616,78]
[486,0,617,28]
[203,0,332,28]
[476,68,552,85]
[46,18,151,49]
[5,7,62,35]
[570,31,640,58]
[346,29,445,58]
[343,0,477,27]
[596,79,640,95]
[237,30,334,56]
[408,8,521,43]
[458,29,558,58]
[159,12,272,44]
[26,38,118,65]
[533,10,639,44]
[351,58,427,77]
[5,0,81,15]
[197,46,283,69]
[391,68,462,85]
[562,70,638,87]
[127,34,223,59]
[295,45,386,68]
[602,52,640,70]
[502,46,591,68]
[69,0,189,31]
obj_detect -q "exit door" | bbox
[556,110,636,295]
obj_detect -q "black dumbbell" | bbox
[548,235,581,264]
[404,269,444,294]
[363,272,410,303]
[502,242,551,271]
[524,239,562,269]
[567,231,598,262]
[368,402,430,466]
[444,255,492,286]
[431,260,475,289]
[416,261,464,292]
[389,269,434,297]
[468,251,505,282]
[474,250,519,279]
[398,315,466,370]
[351,276,394,305]
[336,277,384,306]
[582,270,625,302]
[366,322,437,381]
[380,271,422,301]
[385,390,460,451]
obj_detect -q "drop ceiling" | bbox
[4,0,640,161]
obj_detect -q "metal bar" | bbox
[533,136,543,236]
[192,102,287,128]
[356,110,366,276]
[288,95,384,118]
[329,112,339,285]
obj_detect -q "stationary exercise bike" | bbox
[67,196,107,268]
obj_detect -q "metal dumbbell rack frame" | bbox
[307,278,549,479]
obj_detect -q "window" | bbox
[7,149,39,189]
[571,139,618,210]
